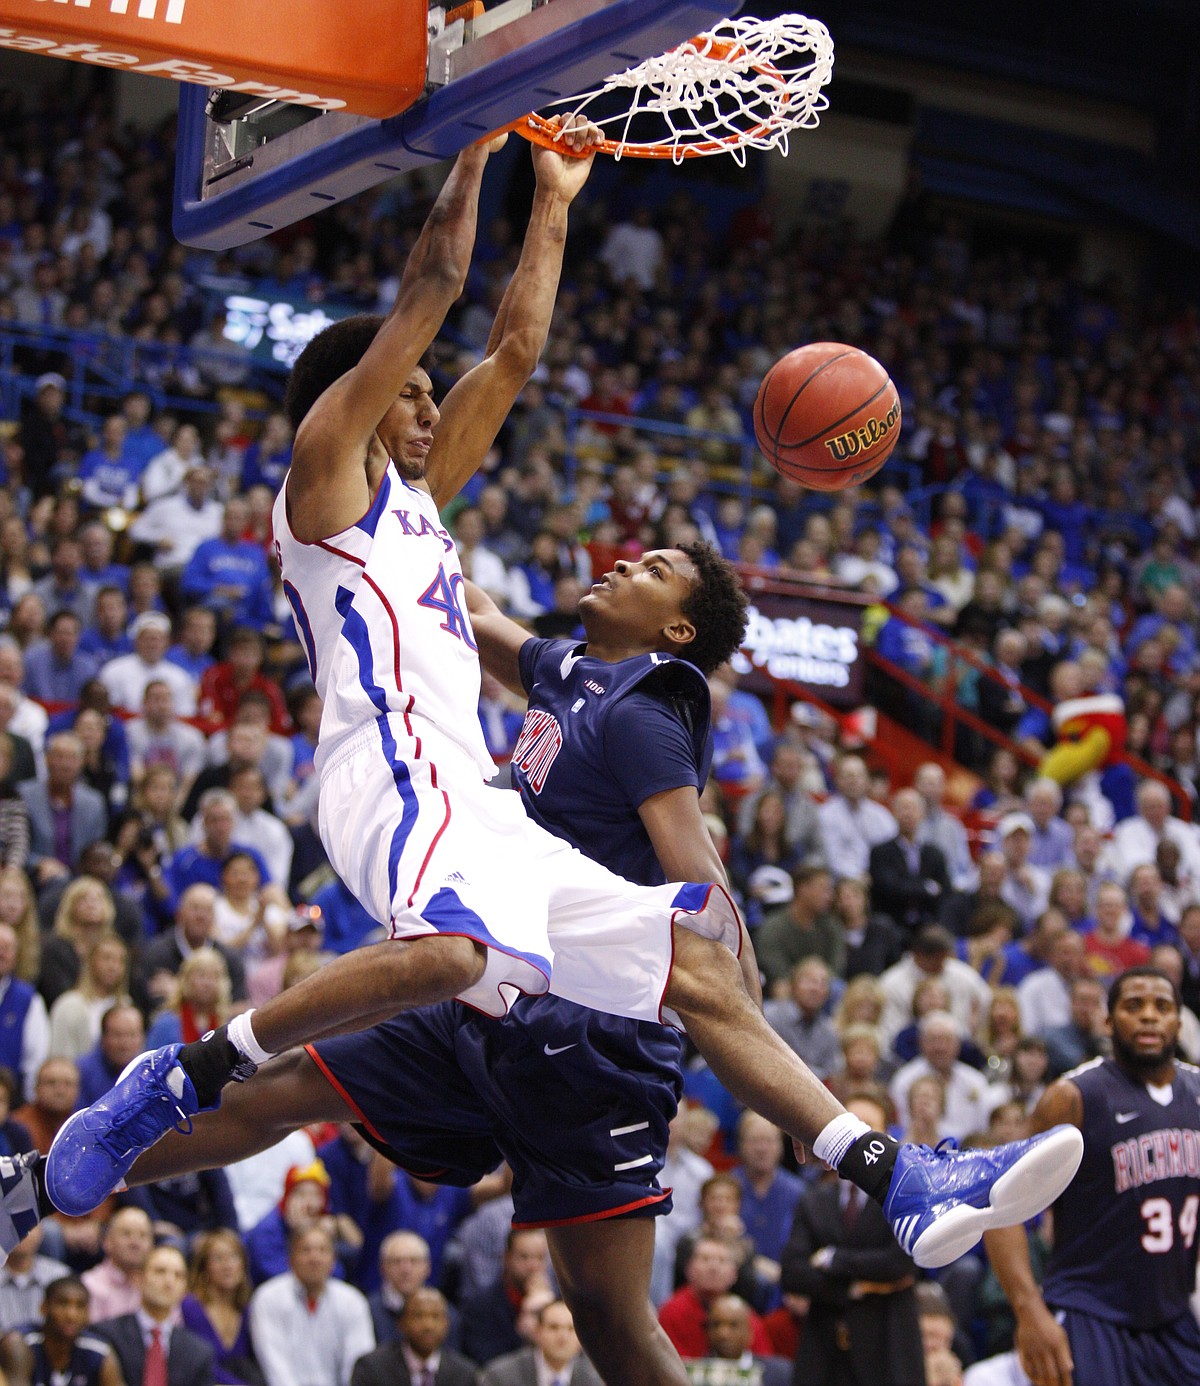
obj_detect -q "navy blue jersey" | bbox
[318,638,715,1224]
[22,1330,110,1386]
[513,638,712,886]
[1043,1057,1200,1329]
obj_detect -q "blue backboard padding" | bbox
[173,0,741,250]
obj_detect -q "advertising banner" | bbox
[732,588,866,707]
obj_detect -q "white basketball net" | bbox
[525,13,835,165]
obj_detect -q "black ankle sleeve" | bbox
[839,1130,900,1204]
[178,1027,242,1108]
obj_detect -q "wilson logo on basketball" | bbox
[512,710,563,794]
[824,399,900,462]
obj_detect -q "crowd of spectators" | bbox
[0,75,1192,1386]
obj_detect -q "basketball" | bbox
[753,342,902,490]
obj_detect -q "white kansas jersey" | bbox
[273,465,493,779]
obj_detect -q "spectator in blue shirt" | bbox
[876,588,944,682]
[73,1003,145,1109]
[78,415,144,511]
[1125,583,1197,678]
[32,538,92,626]
[167,789,270,903]
[876,588,946,743]
[78,521,130,599]
[166,606,219,683]
[730,1112,806,1299]
[119,391,165,471]
[180,498,273,631]
[23,611,98,706]
[78,586,133,664]
[1037,470,1091,566]
[240,412,293,492]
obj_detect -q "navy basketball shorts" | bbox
[1058,1307,1200,1386]
[308,994,684,1228]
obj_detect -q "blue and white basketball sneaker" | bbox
[885,1124,1084,1269]
[45,1044,202,1217]
[0,1152,43,1262]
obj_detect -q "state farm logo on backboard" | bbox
[732,595,864,706]
[30,0,186,22]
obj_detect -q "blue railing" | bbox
[0,322,288,431]
[0,319,932,515]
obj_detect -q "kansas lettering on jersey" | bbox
[513,637,711,886]
[272,466,493,779]
[1043,1056,1200,1329]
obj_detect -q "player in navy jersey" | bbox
[985,966,1200,1385]
[0,1275,121,1386]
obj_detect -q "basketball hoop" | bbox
[516,13,834,165]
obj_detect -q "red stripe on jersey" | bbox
[407,766,451,908]
[360,570,423,758]
[512,1190,671,1229]
[316,539,365,567]
[304,1043,387,1144]
[362,570,403,693]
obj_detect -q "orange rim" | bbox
[512,32,790,160]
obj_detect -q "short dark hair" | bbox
[100,1002,139,1037]
[1108,965,1180,1016]
[44,1274,87,1304]
[912,924,955,956]
[227,627,265,653]
[284,314,384,429]
[678,542,748,675]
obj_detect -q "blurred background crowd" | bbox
[0,20,1193,1386]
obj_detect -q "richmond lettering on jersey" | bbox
[512,710,563,793]
[1112,1127,1200,1193]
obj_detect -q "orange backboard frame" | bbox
[0,0,428,117]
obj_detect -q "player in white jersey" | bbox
[45,116,773,1144]
[29,123,1083,1284]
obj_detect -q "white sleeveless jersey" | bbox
[272,465,493,779]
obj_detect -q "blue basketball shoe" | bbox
[885,1123,1084,1269]
[0,1152,43,1263]
[45,1044,203,1217]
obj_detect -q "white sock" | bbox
[227,1010,276,1067]
[813,1113,873,1169]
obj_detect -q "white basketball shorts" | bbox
[317,718,741,1023]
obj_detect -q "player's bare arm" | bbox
[984,1077,1082,1386]
[424,116,602,508]
[285,139,501,540]
[463,577,532,693]
[640,786,764,1006]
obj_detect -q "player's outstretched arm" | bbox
[424,117,602,508]
[286,140,500,540]
[463,577,532,694]
[984,1077,1082,1386]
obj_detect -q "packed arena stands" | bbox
[0,11,1196,1382]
